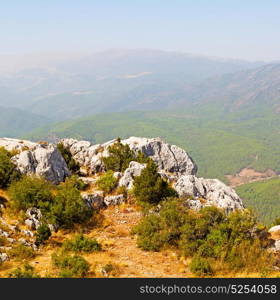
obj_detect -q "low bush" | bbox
[64,175,88,191]
[0,147,21,188]
[8,244,36,261]
[190,256,213,277]
[96,171,118,194]
[8,176,54,212]
[57,143,80,173]
[52,253,90,278]
[48,180,92,229]
[133,197,274,275]
[8,175,93,230]
[35,224,52,247]
[132,198,186,251]
[62,234,102,253]
[8,264,40,278]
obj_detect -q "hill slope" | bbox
[0,106,50,137]
[24,109,280,181]
[236,177,280,225]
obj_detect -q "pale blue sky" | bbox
[1,0,280,61]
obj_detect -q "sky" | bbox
[1,0,280,61]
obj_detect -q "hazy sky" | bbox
[1,0,280,61]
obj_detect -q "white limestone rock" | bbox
[174,175,244,213]
[60,137,197,179]
[104,194,125,206]
[119,161,146,190]
[11,144,70,184]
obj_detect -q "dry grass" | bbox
[1,186,280,278]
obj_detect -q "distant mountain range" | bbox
[1,49,280,181]
[0,49,264,121]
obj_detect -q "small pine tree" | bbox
[133,160,177,206]
[102,138,135,172]
[35,223,52,246]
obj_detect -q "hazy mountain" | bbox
[0,106,50,137]
[0,49,263,120]
[187,63,280,113]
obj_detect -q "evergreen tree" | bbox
[133,160,177,206]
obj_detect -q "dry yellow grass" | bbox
[1,187,280,278]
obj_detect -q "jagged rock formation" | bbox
[0,138,37,151]
[0,136,244,212]
[174,175,244,212]
[121,137,197,176]
[60,136,197,177]
[119,161,146,190]
[0,138,70,184]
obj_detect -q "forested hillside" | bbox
[236,177,280,225]
[24,109,280,182]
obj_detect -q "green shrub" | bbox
[65,175,88,191]
[57,143,80,173]
[63,234,102,253]
[0,147,21,188]
[190,256,213,277]
[8,244,36,261]
[8,264,40,278]
[132,214,166,251]
[35,223,52,247]
[102,138,152,172]
[8,175,54,212]
[102,138,135,172]
[132,199,186,251]
[96,171,118,193]
[52,253,90,278]
[48,181,92,228]
[133,160,177,207]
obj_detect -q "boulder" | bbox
[0,253,8,263]
[11,144,70,184]
[174,175,244,213]
[119,161,146,190]
[269,225,280,240]
[104,194,125,206]
[82,191,104,210]
[25,207,42,230]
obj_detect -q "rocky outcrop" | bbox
[82,191,104,210]
[119,161,146,190]
[174,175,244,213]
[60,136,197,178]
[104,194,125,206]
[12,143,70,184]
[0,138,37,152]
[0,138,70,184]
[122,137,197,177]
[25,207,43,230]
